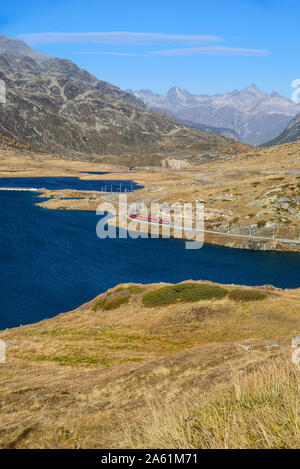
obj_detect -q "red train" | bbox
[129,213,169,225]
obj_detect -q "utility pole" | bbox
[228,219,232,234]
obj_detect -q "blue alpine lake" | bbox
[0,176,142,192]
[1,188,300,330]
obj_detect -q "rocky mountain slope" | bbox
[262,113,300,147]
[0,35,47,60]
[149,105,239,140]
[131,85,300,146]
[0,36,247,165]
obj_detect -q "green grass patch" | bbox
[92,284,143,312]
[257,220,267,229]
[142,283,228,308]
[128,285,144,294]
[34,354,113,367]
[92,296,130,312]
[229,289,267,302]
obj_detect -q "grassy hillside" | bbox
[1,280,300,449]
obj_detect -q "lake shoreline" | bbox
[2,147,300,254]
[1,181,300,253]
[35,187,300,253]
[2,189,300,330]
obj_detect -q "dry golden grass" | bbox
[119,356,300,449]
[0,281,300,448]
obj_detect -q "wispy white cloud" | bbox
[18,32,269,58]
[73,51,148,57]
[18,32,222,46]
[150,46,270,57]
[74,46,269,58]
[150,46,270,56]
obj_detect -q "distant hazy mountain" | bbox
[0,35,248,165]
[130,85,300,145]
[148,106,239,140]
[262,113,300,147]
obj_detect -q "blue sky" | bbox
[0,0,299,97]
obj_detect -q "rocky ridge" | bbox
[0,36,248,165]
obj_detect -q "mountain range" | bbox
[143,106,239,141]
[130,85,300,146]
[0,35,249,166]
[262,113,300,147]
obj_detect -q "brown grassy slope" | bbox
[123,357,300,449]
[0,281,300,449]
